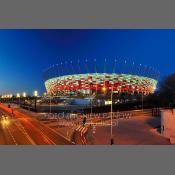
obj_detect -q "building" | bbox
[161,109,175,144]
[43,59,159,97]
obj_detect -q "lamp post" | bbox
[33,91,38,112]
[110,85,114,145]
[142,93,144,111]
[90,83,93,117]
[10,94,13,103]
[23,92,27,107]
[102,86,107,107]
[17,93,21,106]
[23,92,26,98]
[49,94,52,114]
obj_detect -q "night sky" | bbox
[0,29,175,95]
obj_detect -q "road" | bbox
[0,104,73,145]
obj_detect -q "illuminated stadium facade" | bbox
[43,59,159,97]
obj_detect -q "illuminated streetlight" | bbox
[102,86,107,93]
[110,85,114,145]
[17,93,20,98]
[16,93,21,105]
[33,90,38,112]
[23,92,26,98]
[34,90,38,97]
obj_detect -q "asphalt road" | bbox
[0,104,72,145]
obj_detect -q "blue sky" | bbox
[0,29,174,95]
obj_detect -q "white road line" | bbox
[26,121,56,145]
[81,138,85,144]
[6,126,18,145]
[15,122,36,145]
[76,126,81,131]
[15,114,56,145]
[79,127,84,132]
[81,127,88,136]
[83,128,88,134]
[81,127,85,132]
[16,110,72,144]
[83,136,87,145]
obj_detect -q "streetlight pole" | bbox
[17,93,20,106]
[142,93,143,111]
[34,91,38,112]
[111,85,114,145]
[91,88,93,117]
[89,82,93,117]
[23,92,26,107]
[91,98,93,116]
[50,95,52,114]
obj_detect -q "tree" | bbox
[159,73,175,107]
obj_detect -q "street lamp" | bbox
[102,86,107,108]
[23,92,26,98]
[142,92,144,111]
[102,86,107,93]
[17,93,21,105]
[90,83,93,117]
[17,93,20,98]
[34,91,38,97]
[110,85,114,145]
[49,93,52,114]
[9,94,13,103]
[33,90,38,112]
[23,92,27,106]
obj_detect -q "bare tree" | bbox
[159,73,175,107]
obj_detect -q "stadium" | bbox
[43,59,159,97]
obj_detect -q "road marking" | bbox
[81,127,86,136]
[83,128,88,134]
[75,126,88,144]
[81,138,85,144]
[83,136,87,145]
[42,121,74,144]
[6,109,56,145]
[24,120,56,145]
[17,110,73,144]
[6,126,18,145]
[76,126,81,131]
[1,105,73,144]
[15,121,36,145]
[81,134,87,145]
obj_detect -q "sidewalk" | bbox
[85,116,171,145]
